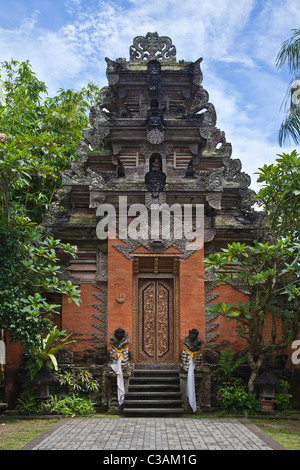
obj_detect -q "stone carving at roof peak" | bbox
[129,32,177,63]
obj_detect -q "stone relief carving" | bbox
[206,193,222,210]
[88,169,106,208]
[145,191,166,208]
[198,103,217,139]
[207,171,223,192]
[89,191,105,209]
[147,59,161,91]
[147,128,165,144]
[206,128,227,152]
[104,57,129,86]
[95,250,108,282]
[190,58,204,86]
[130,32,176,63]
[188,88,209,115]
[98,86,118,113]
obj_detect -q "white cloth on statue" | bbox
[0,340,6,365]
[110,357,125,405]
[187,356,197,412]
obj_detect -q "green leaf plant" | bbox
[0,59,97,353]
[205,152,300,392]
[26,326,75,380]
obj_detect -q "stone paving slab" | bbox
[22,417,285,452]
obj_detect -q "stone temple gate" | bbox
[4,33,269,413]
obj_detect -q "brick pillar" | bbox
[107,239,133,354]
[179,246,205,351]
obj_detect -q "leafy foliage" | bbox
[56,369,99,396]
[39,394,96,416]
[205,152,300,391]
[256,150,300,240]
[218,347,248,383]
[217,379,261,415]
[15,389,39,416]
[25,327,75,380]
[0,217,80,350]
[0,59,99,223]
[15,390,96,416]
[0,59,100,351]
[275,380,291,412]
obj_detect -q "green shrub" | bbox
[39,394,96,416]
[15,389,39,415]
[218,379,261,414]
[56,369,99,396]
[219,347,248,382]
[275,380,291,412]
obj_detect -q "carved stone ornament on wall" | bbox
[130,32,177,63]
[147,128,165,144]
[116,293,126,304]
[206,193,222,210]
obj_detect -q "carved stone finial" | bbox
[130,32,176,63]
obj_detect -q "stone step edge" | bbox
[123,408,185,414]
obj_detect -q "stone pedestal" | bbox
[260,398,275,414]
[103,365,132,414]
[180,363,211,412]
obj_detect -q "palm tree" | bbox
[276,28,300,146]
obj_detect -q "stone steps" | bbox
[123,365,184,416]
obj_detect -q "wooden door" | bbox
[137,277,175,363]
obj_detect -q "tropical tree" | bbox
[0,59,99,223]
[205,151,300,391]
[0,60,99,351]
[276,28,300,146]
[0,215,81,351]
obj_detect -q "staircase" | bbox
[123,365,184,416]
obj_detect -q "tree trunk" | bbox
[248,352,264,392]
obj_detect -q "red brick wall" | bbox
[61,283,104,364]
[107,238,133,352]
[205,283,284,353]
[179,246,205,351]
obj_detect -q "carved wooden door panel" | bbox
[137,278,175,363]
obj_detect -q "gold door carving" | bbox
[138,278,175,363]
[143,282,155,357]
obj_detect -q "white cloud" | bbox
[0,10,84,94]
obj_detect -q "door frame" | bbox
[132,272,180,364]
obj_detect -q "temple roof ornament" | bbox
[129,32,177,63]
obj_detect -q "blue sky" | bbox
[1,0,300,191]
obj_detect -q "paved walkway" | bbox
[22,416,285,451]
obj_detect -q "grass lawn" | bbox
[0,417,59,450]
[251,419,300,450]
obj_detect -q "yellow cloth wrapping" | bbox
[111,345,127,362]
[183,345,201,362]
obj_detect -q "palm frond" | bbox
[276,28,300,74]
[278,109,300,146]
